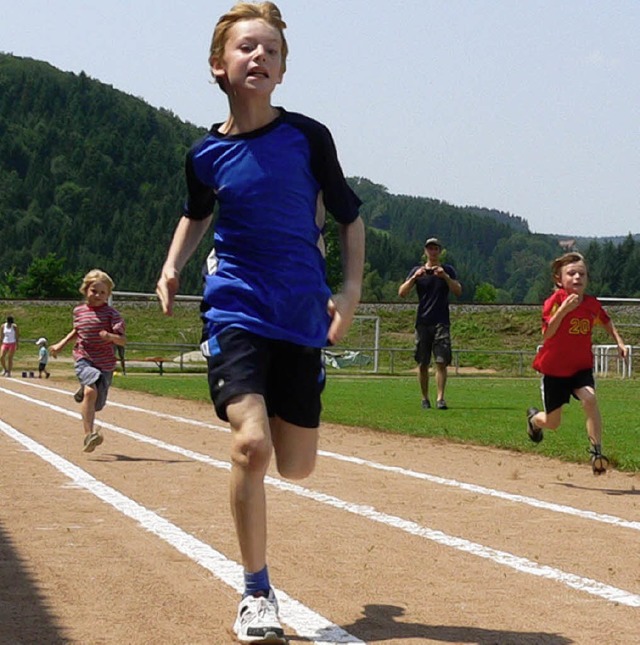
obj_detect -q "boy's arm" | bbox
[98,330,127,346]
[327,217,365,345]
[50,329,77,357]
[604,320,628,359]
[439,267,462,298]
[541,294,580,341]
[398,268,422,297]
[156,214,213,316]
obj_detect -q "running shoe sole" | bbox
[83,432,104,453]
[526,408,543,443]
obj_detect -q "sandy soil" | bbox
[1,376,639,644]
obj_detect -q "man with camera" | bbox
[398,237,462,410]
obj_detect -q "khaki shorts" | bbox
[414,324,452,366]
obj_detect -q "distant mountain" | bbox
[2,53,638,301]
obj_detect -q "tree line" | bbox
[1,53,638,302]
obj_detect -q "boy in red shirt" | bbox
[527,252,627,475]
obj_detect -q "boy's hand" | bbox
[327,293,359,345]
[156,268,180,316]
[561,293,581,312]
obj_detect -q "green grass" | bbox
[112,373,640,472]
[5,299,639,471]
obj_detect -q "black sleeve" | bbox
[183,147,216,220]
[289,113,361,224]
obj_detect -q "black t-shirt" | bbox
[406,264,457,326]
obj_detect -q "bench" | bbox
[143,357,170,376]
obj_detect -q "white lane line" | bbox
[3,385,640,608]
[15,380,640,533]
[0,417,363,645]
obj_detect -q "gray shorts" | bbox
[75,359,113,411]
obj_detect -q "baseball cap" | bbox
[35,337,47,345]
[424,237,442,248]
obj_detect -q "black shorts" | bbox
[414,324,452,366]
[541,369,595,414]
[205,327,325,428]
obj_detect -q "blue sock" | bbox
[243,565,271,598]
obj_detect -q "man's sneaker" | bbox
[234,590,285,644]
[526,408,543,443]
[421,399,431,409]
[590,448,609,476]
[436,399,448,410]
[74,386,84,403]
[83,432,104,453]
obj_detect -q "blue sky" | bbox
[2,0,638,237]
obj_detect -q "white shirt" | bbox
[2,323,17,344]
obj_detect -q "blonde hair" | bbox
[551,252,587,283]
[209,1,288,93]
[79,269,115,297]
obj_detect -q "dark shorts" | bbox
[75,359,113,412]
[414,324,452,366]
[204,327,325,428]
[541,369,595,414]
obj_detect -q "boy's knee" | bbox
[231,435,272,472]
[276,453,316,480]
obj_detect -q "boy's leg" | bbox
[531,407,562,430]
[271,417,318,480]
[226,393,285,641]
[418,364,430,405]
[81,385,98,436]
[226,393,274,576]
[433,324,452,407]
[574,385,602,447]
[415,326,434,407]
[574,385,608,474]
[434,363,447,404]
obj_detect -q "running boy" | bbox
[35,337,51,378]
[527,252,627,475]
[156,3,364,642]
[50,270,126,453]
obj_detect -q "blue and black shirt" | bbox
[184,107,361,350]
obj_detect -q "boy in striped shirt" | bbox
[51,269,126,452]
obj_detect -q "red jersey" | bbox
[532,290,610,377]
[72,303,125,371]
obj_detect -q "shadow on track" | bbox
[0,520,70,643]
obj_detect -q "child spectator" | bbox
[50,270,126,453]
[527,252,627,475]
[35,337,51,378]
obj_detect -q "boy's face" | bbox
[425,244,441,263]
[212,18,284,97]
[557,261,588,295]
[86,280,110,307]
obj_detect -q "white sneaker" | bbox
[233,590,285,643]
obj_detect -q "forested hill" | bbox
[2,53,639,302]
[0,53,205,293]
